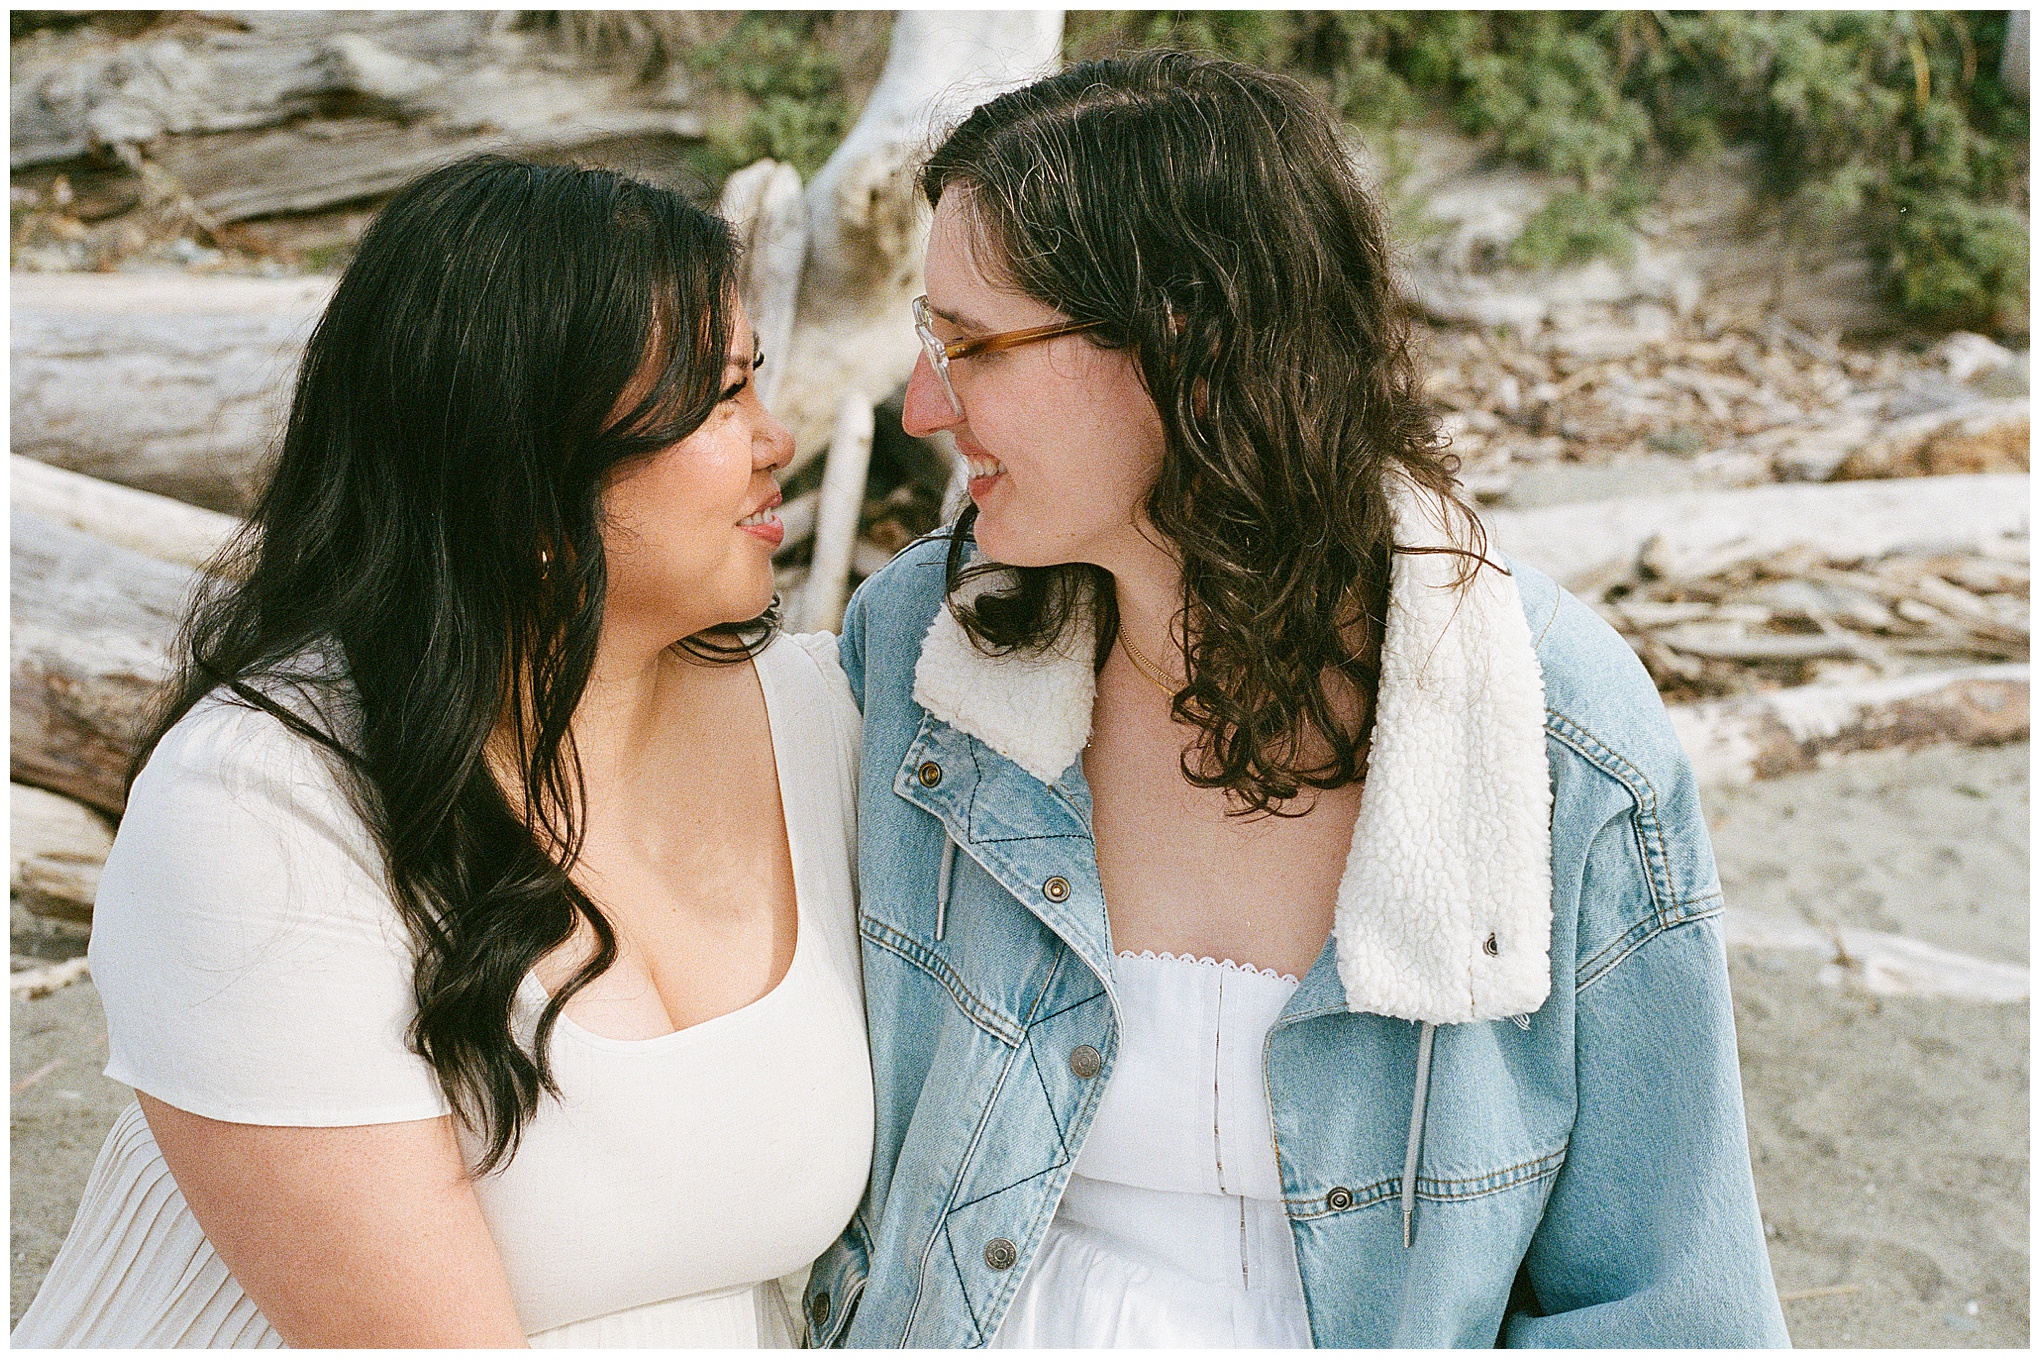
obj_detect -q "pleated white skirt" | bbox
[12,1103,804,1349]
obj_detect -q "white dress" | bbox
[993,950,1316,1348]
[11,633,875,1349]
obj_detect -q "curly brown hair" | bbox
[923,50,1488,816]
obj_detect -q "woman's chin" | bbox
[970,513,1030,566]
[698,573,779,633]
[972,515,1076,571]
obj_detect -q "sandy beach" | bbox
[11,742,2029,1345]
[1712,740,2029,1347]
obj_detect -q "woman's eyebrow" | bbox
[927,300,989,333]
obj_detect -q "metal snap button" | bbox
[1069,1044,1102,1079]
[917,761,943,788]
[984,1237,1018,1271]
[1483,932,1499,956]
[809,1291,830,1327]
[1042,876,1070,903]
[1327,1186,1355,1211]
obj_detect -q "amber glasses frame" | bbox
[911,294,1103,416]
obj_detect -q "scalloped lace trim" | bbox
[1115,949,1299,986]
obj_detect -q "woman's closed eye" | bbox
[720,348,766,403]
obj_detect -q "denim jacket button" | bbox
[917,761,943,788]
[1069,1044,1102,1079]
[809,1291,830,1327]
[1483,932,1500,956]
[1327,1186,1355,1211]
[984,1237,1018,1270]
[1042,876,1070,903]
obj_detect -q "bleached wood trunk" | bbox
[10,784,116,927]
[11,455,242,572]
[12,510,197,816]
[775,10,1064,468]
[718,158,808,412]
[11,273,332,514]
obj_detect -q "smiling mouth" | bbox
[965,454,1005,481]
[737,491,782,527]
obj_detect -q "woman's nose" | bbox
[901,353,959,439]
[756,407,796,471]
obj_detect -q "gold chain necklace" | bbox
[1117,629,1182,698]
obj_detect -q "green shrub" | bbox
[1067,10,2029,333]
[684,13,853,182]
[1510,190,1637,269]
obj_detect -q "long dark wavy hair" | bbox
[132,155,765,1173]
[925,50,1489,817]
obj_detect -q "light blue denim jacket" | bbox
[804,520,1789,1348]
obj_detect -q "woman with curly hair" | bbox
[802,52,1787,1347]
[13,156,872,1348]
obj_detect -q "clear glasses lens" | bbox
[912,296,964,416]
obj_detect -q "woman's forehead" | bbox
[925,191,1047,326]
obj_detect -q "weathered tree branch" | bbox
[1484,473,2030,594]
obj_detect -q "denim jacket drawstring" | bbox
[935,833,958,942]
[1402,1021,1437,1249]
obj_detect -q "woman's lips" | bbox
[738,493,784,546]
[738,516,785,547]
[964,452,1004,502]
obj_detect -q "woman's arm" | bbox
[1502,790,1789,1345]
[140,1094,529,1348]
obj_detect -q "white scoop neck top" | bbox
[13,632,873,1348]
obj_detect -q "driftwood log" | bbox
[1759,397,2031,482]
[10,783,116,928]
[14,12,705,212]
[12,12,500,168]
[9,957,93,1000]
[1665,663,2029,788]
[1723,909,2027,1004]
[12,509,197,816]
[165,107,705,224]
[12,272,331,513]
[11,454,240,571]
[1483,473,2030,594]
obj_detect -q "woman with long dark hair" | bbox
[802,52,1788,1346]
[14,156,872,1348]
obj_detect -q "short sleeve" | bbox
[89,697,451,1126]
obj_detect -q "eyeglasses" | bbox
[912,294,1103,416]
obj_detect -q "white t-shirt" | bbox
[13,632,873,1348]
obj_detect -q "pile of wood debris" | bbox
[1425,318,2028,505]
[1596,543,2029,703]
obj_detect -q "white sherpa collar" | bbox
[909,483,1552,1024]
